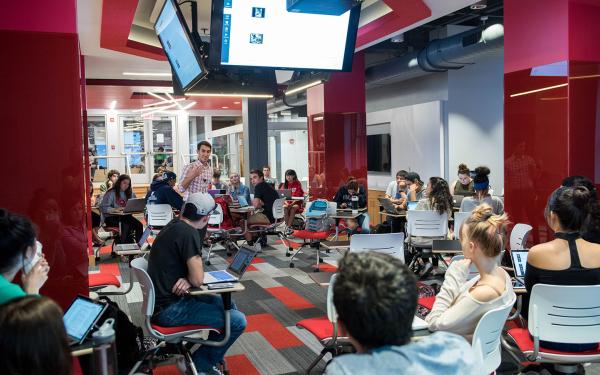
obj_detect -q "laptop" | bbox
[113,226,152,253]
[378,197,401,214]
[407,201,418,211]
[453,195,464,208]
[123,198,146,213]
[208,189,227,197]
[511,250,529,289]
[203,246,257,284]
[237,195,249,207]
[278,189,292,199]
[63,295,108,346]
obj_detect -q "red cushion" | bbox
[418,296,436,310]
[508,328,600,355]
[151,324,221,335]
[293,230,329,240]
[297,317,333,341]
[89,273,121,288]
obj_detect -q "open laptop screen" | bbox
[511,250,529,278]
[407,201,418,211]
[229,247,256,276]
[137,227,152,248]
[63,296,107,344]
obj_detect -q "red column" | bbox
[306,53,367,200]
[0,0,88,309]
[504,0,600,244]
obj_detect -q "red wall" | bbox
[0,3,88,309]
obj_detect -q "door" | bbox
[120,116,177,184]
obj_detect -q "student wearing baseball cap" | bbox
[148,192,247,373]
[406,172,425,202]
[145,171,184,211]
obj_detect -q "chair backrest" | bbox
[453,211,471,240]
[407,210,448,237]
[272,198,285,221]
[349,233,405,263]
[529,284,600,344]
[327,273,338,323]
[472,293,517,374]
[130,257,155,318]
[147,204,173,227]
[327,202,337,216]
[208,204,224,226]
[510,223,532,250]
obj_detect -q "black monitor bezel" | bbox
[154,0,208,92]
[208,0,361,72]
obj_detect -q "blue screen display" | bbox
[156,0,204,89]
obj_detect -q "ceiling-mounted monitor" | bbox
[209,0,361,72]
[155,0,207,91]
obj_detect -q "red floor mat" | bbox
[99,244,112,255]
[225,354,260,375]
[99,263,121,278]
[312,263,337,272]
[265,286,315,310]
[246,313,303,349]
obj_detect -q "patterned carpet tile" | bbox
[245,313,305,350]
[265,286,316,310]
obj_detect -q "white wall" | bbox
[447,49,504,191]
[366,73,448,113]
[279,130,309,184]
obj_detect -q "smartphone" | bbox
[23,241,43,274]
[207,282,235,290]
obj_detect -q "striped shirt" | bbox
[179,160,213,199]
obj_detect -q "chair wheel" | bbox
[313,268,320,272]
[205,260,211,266]
[286,252,291,257]
[290,263,295,268]
[319,258,325,263]
[226,252,232,257]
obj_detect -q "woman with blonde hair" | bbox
[426,204,515,340]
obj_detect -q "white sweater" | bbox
[426,260,515,341]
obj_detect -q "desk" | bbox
[189,283,246,295]
[379,211,407,233]
[330,210,365,220]
[71,341,94,357]
[229,207,255,215]
[322,240,350,251]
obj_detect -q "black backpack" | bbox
[374,221,392,234]
[97,296,145,373]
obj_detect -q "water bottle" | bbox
[351,195,359,214]
[92,318,117,375]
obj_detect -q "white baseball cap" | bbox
[183,192,217,220]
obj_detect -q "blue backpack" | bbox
[306,199,330,232]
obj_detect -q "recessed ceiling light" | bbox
[470,0,487,10]
[233,101,241,104]
[123,72,172,77]
[221,106,229,109]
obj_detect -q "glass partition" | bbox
[87,116,107,183]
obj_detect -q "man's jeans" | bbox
[153,295,247,371]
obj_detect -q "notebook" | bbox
[203,246,257,284]
[412,316,428,330]
[63,295,108,346]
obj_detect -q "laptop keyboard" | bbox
[211,271,232,281]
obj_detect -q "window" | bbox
[188,116,205,162]
[87,116,107,182]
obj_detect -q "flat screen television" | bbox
[367,134,391,173]
[209,0,361,71]
[155,0,207,91]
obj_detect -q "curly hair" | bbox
[428,177,454,215]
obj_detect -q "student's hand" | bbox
[190,163,203,177]
[409,184,417,192]
[172,278,192,296]
[22,257,50,294]
[340,203,348,209]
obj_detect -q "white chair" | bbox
[205,204,247,265]
[472,292,517,374]
[453,211,471,240]
[349,233,405,263]
[129,257,227,374]
[406,210,448,272]
[248,198,288,247]
[146,204,173,229]
[510,223,532,250]
[503,284,600,373]
[296,273,352,373]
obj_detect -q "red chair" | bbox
[130,257,231,374]
[502,284,600,373]
[296,274,352,373]
[288,201,334,271]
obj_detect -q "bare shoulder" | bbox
[470,284,501,303]
[527,242,558,267]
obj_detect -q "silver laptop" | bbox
[123,198,146,213]
[378,197,400,214]
[114,226,152,253]
[203,246,257,284]
[237,195,249,207]
[511,250,529,289]
[453,195,464,208]
[278,189,292,199]
[63,295,108,346]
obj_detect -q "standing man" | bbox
[180,141,213,240]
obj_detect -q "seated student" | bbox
[325,251,481,375]
[406,172,426,202]
[145,171,184,211]
[0,296,72,375]
[523,186,600,351]
[450,163,475,196]
[333,178,368,234]
[148,193,246,373]
[279,169,304,227]
[245,169,280,245]
[90,181,104,246]
[210,170,228,190]
[385,170,408,210]
[227,171,251,203]
[426,204,515,340]
[562,175,600,244]
[0,209,49,305]
[99,169,120,196]
[262,165,277,188]
[460,166,504,215]
[100,174,144,243]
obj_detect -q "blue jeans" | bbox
[153,295,247,371]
